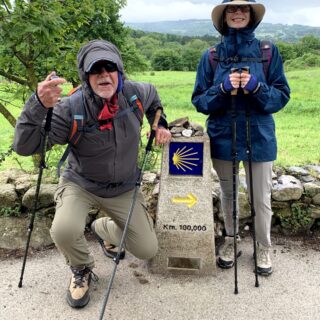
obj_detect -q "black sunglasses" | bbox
[225,5,250,13]
[89,61,118,74]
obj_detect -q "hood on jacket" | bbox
[76,39,125,105]
[211,0,265,35]
[77,39,124,82]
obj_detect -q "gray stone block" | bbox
[149,135,216,275]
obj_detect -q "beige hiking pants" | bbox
[212,159,273,247]
[50,178,158,269]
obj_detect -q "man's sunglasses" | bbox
[225,5,250,13]
[89,61,118,74]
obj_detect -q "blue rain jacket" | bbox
[192,26,290,162]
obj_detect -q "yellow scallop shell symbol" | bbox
[172,146,199,172]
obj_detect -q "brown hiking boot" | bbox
[67,267,98,308]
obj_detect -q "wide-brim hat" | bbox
[211,0,265,34]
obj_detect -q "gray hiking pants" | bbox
[212,159,273,247]
[50,178,158,269]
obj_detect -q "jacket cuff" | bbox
[25,93,50,123]
[35,91,48,110]
[219,83,227,94]
[252,82,261,94]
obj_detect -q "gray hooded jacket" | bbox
[13,40,167,197]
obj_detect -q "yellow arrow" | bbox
[172,193,198,208]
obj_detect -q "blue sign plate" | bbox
[169,142,203,176]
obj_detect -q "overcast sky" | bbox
[120,0,320,27]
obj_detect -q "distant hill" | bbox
[126,20,320,42]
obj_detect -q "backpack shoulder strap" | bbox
[209,41,272,78]
[57,88,85,176]
[260,40,272,77]
[209,45,219,74]
[122,83,144,126]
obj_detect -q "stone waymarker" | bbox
[149,134,215,275]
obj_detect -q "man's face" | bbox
[88,60,119,100]
[225,5,251,29]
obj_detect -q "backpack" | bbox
[209,40,272,78]
[57,86,144,176]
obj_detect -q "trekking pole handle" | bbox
[152,108,162,131]
[44,108,53,132]
[230,68,238,96]
[241,66,250,95]
[146,108,162,151]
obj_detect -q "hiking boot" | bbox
[91,220,125,260]
[217,236,241,269]
[67,267,98,308]
[256,242,273,276]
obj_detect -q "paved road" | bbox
[1,236,319,320]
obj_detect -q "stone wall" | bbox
[0,165,320,250]
[212,165,320,236]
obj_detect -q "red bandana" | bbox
[98,95,119,131]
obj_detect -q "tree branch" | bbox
[0,70,29,86]
[0,101,16,128]
[11,47,30,68]
[1,0,11,14]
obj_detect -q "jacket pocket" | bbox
[54,186,66,209]
[141,202,155,232]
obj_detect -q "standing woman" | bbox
[192,0,290,276]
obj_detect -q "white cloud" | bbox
[265,7,320,27]
[120,1,213,23]
[120,0,320,27]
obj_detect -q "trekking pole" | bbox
[242,67,259,288]
[18,107,53,288]
[230,67,239,294]
[98,109,162,320]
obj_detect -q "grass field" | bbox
[0,68,319,174]
[130,68,320,167]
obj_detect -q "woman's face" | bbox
[224,5,251,29]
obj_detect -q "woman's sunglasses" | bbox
[225,5,250,13]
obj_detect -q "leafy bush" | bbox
[279,203,313,234]
[284,53,320,71]
[151,49,184,71]
[0,205,21,217]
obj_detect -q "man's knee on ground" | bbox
[130,239,158,260]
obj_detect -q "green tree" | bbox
[292,35,320,59]
[121,38,149,73]
[151,49,184,71]
[182,39,209,71]
[0,0,144,128]
[299,35,320,52]
[276,41,297,62]
[134,36,162,60]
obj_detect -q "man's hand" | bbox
[155,127,171,146]
[37,71,67,108]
